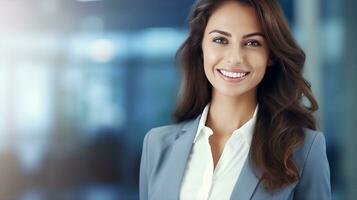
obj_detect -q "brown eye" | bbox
[245,40,261,47]
[213,37,228,44]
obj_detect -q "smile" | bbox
[217,69,250,82]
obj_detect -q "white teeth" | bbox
[219,69,248,78]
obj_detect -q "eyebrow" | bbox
[208,29,265,38]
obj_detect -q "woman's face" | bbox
[202,1,270,98]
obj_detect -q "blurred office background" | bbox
[0,0,355,199]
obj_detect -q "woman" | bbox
[140,0,331,199]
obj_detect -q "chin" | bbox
[215,87,248,98]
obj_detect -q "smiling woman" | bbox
[202,1,270,99]
[139,0,331,200]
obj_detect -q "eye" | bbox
[245,40,261,47]
[212,37,228,45]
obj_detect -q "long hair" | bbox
[172,0,319,191]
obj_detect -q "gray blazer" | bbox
[139,113,331,200]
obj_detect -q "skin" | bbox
[201,0,271,169]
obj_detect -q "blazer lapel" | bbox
[230,154,263,200]
[155,113,263,200]
[158,114,201,200]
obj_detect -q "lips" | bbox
[216,69,250,82]
[218,69,250,78]
[218,68,249,73]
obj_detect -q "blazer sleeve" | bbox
[139,130,151,200]
[294,132,331,200]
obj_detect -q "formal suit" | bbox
[139,112,331,200]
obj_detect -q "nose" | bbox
[226,44,243,65]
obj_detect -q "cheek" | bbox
[246,51,268,72]
[245,51,269,85]
[202,47,223,84]
[203,47,221,68]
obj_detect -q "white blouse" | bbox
[179,103,259,200]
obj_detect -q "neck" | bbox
[206,89,257,137]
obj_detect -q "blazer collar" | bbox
[162,113,262,200]
[159,114,201,200]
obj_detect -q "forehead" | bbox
[205,1,263,34]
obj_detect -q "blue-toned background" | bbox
[0,0,356,199]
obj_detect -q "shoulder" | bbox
[292,129,331,199]
[295,128,327,161]
[293,128,328,169]
[303,128,325,144]
[142,121,189,155]
[144,122,186,144]
[294,128,330,181]
[301,128,326,152]
[140,121,191,175]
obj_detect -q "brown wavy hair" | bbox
[172,0,319,191]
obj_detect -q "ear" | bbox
[267,58,274,67]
